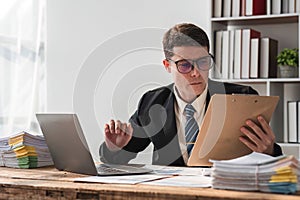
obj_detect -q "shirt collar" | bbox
[174,84,208,115]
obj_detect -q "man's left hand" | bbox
[239,115,275,156]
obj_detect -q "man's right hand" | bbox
[104,119,133,152]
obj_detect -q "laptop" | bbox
[36,113,152,176]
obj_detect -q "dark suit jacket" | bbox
[99,79,282,166]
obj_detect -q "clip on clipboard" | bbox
[187,94,279,167]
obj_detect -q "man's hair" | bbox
[162,23,210,59]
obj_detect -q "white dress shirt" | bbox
[173,85,208,164]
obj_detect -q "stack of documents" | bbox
[211,152,299,194]
[0,132,53,168]
[0,135,9,166]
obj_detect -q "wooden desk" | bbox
[0,166,299,200]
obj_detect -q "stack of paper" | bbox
[0,135,9,166]
[0,132,53,168]
[211,152,299,194]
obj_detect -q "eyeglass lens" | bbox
[176,56,213,74]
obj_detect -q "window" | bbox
[0,0,46,135]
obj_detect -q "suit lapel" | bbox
[160,87,185,165]
[205,89,211,112]
[206,79,227,111]
[162,86,178,139]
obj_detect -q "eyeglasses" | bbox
[168,54,214,74]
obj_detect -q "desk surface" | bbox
[0,166,299,200]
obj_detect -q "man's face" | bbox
[163,46,210,103]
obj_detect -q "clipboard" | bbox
[187,94,279,167]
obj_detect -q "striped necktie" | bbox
[185,104,199,156]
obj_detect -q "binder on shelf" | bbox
[259,37,278,78]
[266,0,271,14]
[297,0,300,13]
[246,0,267,16]
[214,30,223,79]
[228,30,235,79]
[232,0,241,17]
[250,38,260,78]
[282,0,289,14]
[223,0,232,17]
[241,0,246,16]
[287,101,298,143]
[272,0,281,14]
[288,0,296,13]
[298,101,300,142]
[241,29,261,79]
[234,29,242,79]
[213,0,222,17]
[221,30,229,79]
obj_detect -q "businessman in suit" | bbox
[99,23,282,166]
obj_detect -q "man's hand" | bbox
[239,115,275,156]
[104,119,133,152]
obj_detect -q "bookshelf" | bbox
[209,0,300,152]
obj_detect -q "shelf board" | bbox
[211,13,299,25]
[210,78,300,83]
[278,143,300,146]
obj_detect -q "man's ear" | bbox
[163,59,171,73]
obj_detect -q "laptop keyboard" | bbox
[96,164,153,176]
[97,164,128,174]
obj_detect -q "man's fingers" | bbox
[104,124,115,142]
[252,116,275,142]
[108,120,132,136]
[116,120,121,134]
[240,123,272,153]
[244,119,272,146]
[245,120,265,140]
[121,123,127,136]
[122,123,133,141]
[239,136,256,152]
[104,124,110,134]
[240,126,261,147]
[104,120,133,152]
[110,120,115,134]
[257,116,275,141]
[126,123,133,136]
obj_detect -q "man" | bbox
[99,23,282,166]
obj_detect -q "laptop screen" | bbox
[36,114,98,175]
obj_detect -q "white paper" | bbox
[74,174,169,184]
[144,164,212,176]
[210,152,285,165]
[142,175,212,187]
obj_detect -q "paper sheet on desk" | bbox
[142,175,212,187]
[74,174,169,184]
[210,152,286,165]
[144,164,212,176]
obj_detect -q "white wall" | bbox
[47,0,211,162]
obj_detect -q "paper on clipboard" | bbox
[187,94,279,167]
